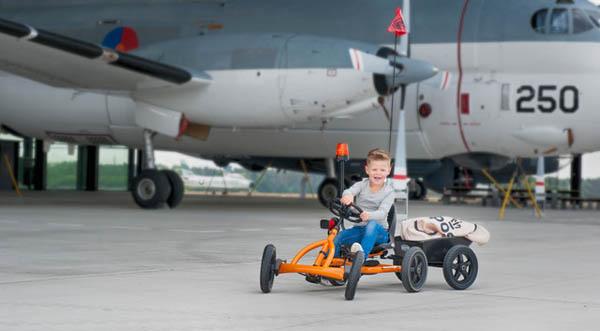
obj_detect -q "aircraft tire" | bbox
[317,178,340,207]
[131,169,171,209]
[415,180,427,200]
[317,178,351,207]
[162,170,184,209]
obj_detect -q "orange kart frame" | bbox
[277,226,401,281]
[260,200,431,300]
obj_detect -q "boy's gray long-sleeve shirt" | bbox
[342,179,395,229]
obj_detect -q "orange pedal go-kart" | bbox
[259,198,428,300]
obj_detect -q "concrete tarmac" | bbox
[0,191,599,330]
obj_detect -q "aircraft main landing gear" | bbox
[131,130,185,209]
[409,179,427,200]
[317,178,340,207]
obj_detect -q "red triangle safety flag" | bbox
[387,7,407,36]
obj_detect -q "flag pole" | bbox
[387,33,400,152]
[387,5,410,222]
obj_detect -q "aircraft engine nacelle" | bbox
[133,34,393,127]
[278,35,387,123]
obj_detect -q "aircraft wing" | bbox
[0,18,211,91]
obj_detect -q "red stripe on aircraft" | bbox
[393,175,408,180]
[456,0,471,153]
[442,72,449,89]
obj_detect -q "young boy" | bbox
[334,148,395,257]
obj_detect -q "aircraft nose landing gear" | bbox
[131,130,185,209]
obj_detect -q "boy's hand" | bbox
[340,195,354,205]
[360,211,370,222]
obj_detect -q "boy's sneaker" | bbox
[350,243,363,253]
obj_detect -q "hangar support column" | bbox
[33,139,46,191]
[22,138,33,189]
[77,145,99,191]
[570,154,582,207]
[136,149,144,174]
[127,149,136,191]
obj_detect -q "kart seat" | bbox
[370,205,396,254]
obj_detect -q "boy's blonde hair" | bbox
[366,148,391,165]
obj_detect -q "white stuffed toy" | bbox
[398,216,490,245]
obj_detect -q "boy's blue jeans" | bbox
[334,220,389,257]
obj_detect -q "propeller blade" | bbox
[349,48,393,74]
[399,84,407,110]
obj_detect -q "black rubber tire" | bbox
[415,180,427,200]
[443,245,478,290]
[317,178,340,207]
[393,256,403,282]
[345,251,365,300]
[409,180,427,200]
[131,169,171,209]
[260,244,277,293]
[328,279,346,286]
[401,247,428,292]
[162,170,184,209]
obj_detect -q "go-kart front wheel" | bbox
[260,244,277,293]
[401,247,428,292]
[345,251,365,300]
[328,278,346,286]
[443,245,478,290]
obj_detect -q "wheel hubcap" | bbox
[137,178,156,200]
[410,256,424,283]
[323,184,337,200]
[452,254,471,281]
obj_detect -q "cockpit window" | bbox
[549,8,569,34]
[532,6,600,35]
[586,10,600,28]
[531,9,548,33]
[572,9,594,33]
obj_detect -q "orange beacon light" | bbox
[336,143,349,161]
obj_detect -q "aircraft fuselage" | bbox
[1,0,599,162]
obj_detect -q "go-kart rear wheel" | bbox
[443,245,478,290]
[260,244,277,293]
[401,247,428,292]
[345,251,365,300]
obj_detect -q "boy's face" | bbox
[365,160,391,186]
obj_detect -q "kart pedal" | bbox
[305,274,321,284]
[363,260,380,267]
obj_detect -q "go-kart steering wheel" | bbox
[329,198,364,223]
